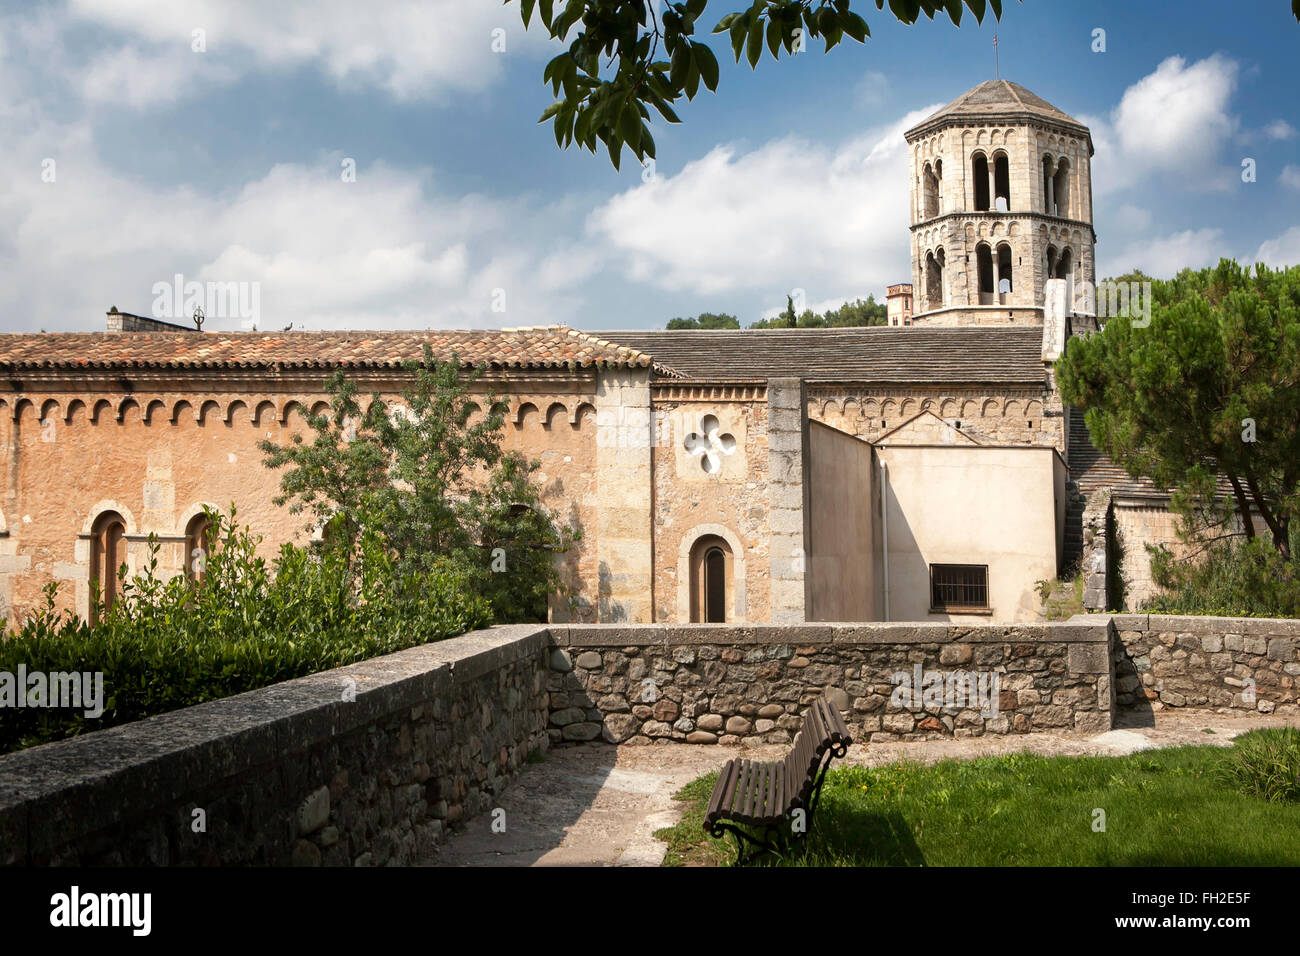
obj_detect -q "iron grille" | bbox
[930,564,989,611]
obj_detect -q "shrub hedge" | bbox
[0,510,489,755]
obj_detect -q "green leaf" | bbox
[766,17,781,59]
[746,13,764,68]
[729,14,748,60]
[889,0,921,24]
[944,0,963,25]
[841,12,869,43]
[694,41,719,91]
[670,42,691,88]
[967,0,987,24]
[520,0,536,28]
[619,102,642,150]
[684,59,700,99]
[607,136,622,171]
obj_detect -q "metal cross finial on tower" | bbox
[993,32,1000,80]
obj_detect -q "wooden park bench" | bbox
[703,695,852,861]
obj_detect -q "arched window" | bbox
[1056,247,1073,280]
[1042,155,1055,213]
[91,511,127,620]
[1052,158,1070,217]
[185,512,215,583]
[993,152,1010,210]
[689,534,733,623]
[996,243,1014,301]
[922,162,940,219]
[976,243,994,305]
[1046,244,1059,279]
[972,153,990,211]
[925,249,945,309]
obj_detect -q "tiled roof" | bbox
[0,326,660,373]
[1069,411,1235,499]
[593,326,1048,385]
[906,79,1088,140]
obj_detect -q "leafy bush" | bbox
[0,508,489,754]
[1145,538,1300,618]
[1220,728,1300,804]
[260,348,579,624]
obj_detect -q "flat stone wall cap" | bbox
[1051,623,1113,644]
[1109,614,1149,631]
[830,624,949,644]
[1143,615,1300,639]
[1065,614,1121,627]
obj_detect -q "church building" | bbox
[0,81,1165,627]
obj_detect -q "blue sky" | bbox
[0,0,1296,333]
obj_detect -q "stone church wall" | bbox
[0,372,609,624]
[808,384,1063,452]
[650,383,774,624]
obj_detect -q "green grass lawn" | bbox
[657,743,1300,866]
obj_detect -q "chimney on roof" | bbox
[105,310,194,334]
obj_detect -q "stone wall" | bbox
[650,385,770,624]
[0,369,606,624]
[809,384,1062,453]
[1111,614,1300,715]
[547,622,1115,746]
[1079,488,1110,611]
[0,624,551,866]
[766,379,810,624]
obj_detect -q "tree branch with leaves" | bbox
[513,0,1010,169]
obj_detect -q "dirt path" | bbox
[423,710,1300,867]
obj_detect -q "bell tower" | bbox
[903,80,1096,324]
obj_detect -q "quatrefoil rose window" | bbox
[683,414,736,474]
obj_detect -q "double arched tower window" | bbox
[924,249,945,310]
[972,151,1011,211]
[1042,155,1070,217]
[976,242,1015,305]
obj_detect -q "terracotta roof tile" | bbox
[0,326,663,374]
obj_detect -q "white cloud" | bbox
[586,106,940,300]
[855,71,889,108]
[0,127,595,331]
[1112,203,1152,232]
[1280,164,1300,191]
[1098,228,1225,279]
[1087,54,1240,195]
[78,44,237,108]
[60,0,552,105]
[1253,227,1300,268]
[1264,120,1296,141]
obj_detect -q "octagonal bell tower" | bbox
[904,80,1096,324]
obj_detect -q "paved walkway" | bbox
[423,710,1300,867]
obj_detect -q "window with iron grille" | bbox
[930,564,989,611]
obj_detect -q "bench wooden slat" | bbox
[705,758,741,828]
[703,694,853,849]
[741,760,756,822]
